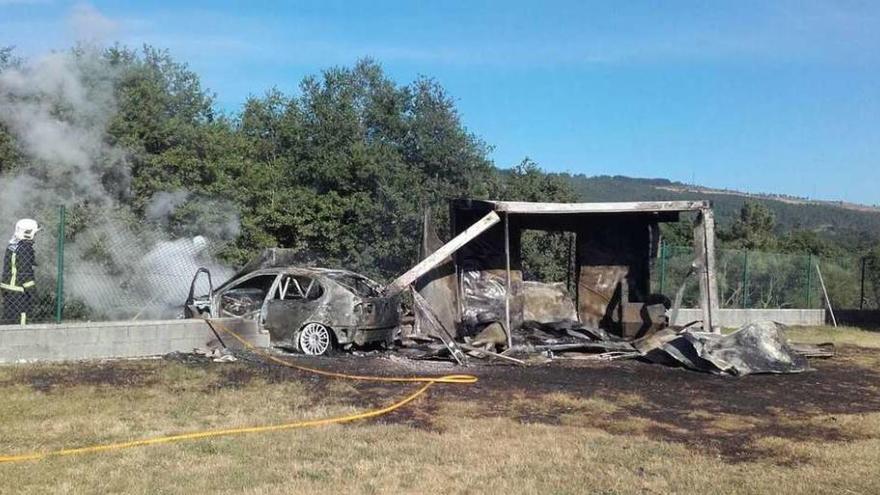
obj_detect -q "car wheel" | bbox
[297,322,333,355]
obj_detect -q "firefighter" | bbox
[1,219,40,325]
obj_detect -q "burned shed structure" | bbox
[393,200,720,346]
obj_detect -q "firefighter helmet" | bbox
[13,219,40,241]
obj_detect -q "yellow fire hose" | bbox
[0,320,477,464]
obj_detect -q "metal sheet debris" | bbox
[643,322,813,376]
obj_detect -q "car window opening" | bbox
[327,273,380,298]
[220,274,277,317]
[278,275,323,301]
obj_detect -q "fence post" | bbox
[54,205,65,323]
[741,250,749,308]
[658,243,667,295]
[805,254,813,309]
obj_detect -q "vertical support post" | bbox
[566,234,573,295]
[420,209,429,259]
[693,208,720,333]
[741,250,749,309]
[816,263,837,327]
[54,205,65,323]
[658,242,667,295]
[504,212,513,350]
[704,209,720,332]
[860,256,867,310]
[450,204,463,324]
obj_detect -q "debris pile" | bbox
[398,314,831,376]
[637,322,819,376]
[386,200,832,375]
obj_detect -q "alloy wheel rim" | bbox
[300,323,330,355]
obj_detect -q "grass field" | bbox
[0,325,879,494]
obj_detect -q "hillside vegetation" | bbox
[560,175,880,250]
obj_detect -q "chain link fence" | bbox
[652,244,876,310]
[3,207,879,324]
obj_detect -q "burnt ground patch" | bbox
[0,361,164,392]
[285,344,880,463]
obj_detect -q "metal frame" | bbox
[457,200,721,334]
[503,212,512,348]
[404,200,722,335]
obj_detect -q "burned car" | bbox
[185,249,400,355]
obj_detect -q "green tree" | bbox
[500,159,577,282]
[720,201,777,250]
[501,159,575,203]
[0,46,23,175]
[0,48,10,72]
[104,45,220,208]
[778,229,842,258]
[231,59,497,278]
[659,220,693,247]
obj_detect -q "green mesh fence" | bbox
[652,245,871,310]
[61,214,234,322]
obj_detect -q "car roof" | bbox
[257,266,365,277]
[215,265,378,292]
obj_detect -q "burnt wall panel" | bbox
[449,203,674,334]
[576,216,654,329]
[415,212,458,335]
[453,208,524,334]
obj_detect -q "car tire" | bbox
[297,322,333,356]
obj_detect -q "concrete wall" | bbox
[671,308,825,328]
[0,318,269,364]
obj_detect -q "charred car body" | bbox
[185,249,400,355]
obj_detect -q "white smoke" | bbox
[0,50,124,213]
[145,189,241,241]
[0,47,240,320]
[146,191,190,221]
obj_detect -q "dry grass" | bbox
[1,326,879,494]
[784,325,880,349]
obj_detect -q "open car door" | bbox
[184,268,213,318]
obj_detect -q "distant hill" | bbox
[557,174,880,245]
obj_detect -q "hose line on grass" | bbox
[0,320,477,464]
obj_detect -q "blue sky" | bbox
[2,1,879,205]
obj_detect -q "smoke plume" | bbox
[0,47,239,320]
